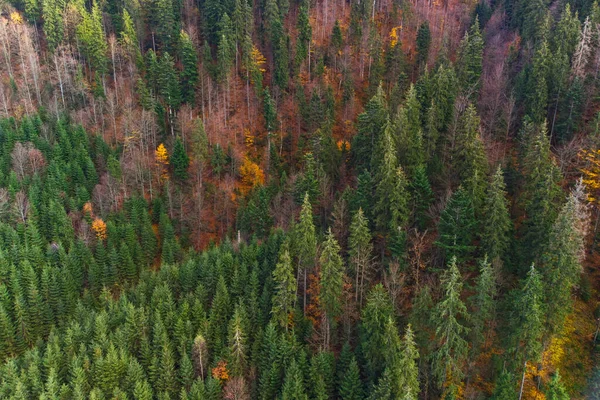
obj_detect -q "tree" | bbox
[294,193,317,312]
[416,22,431,70]
[481,166,511,262]
[512,265,545,373]
[396,85,425,176]
[470,257,497,356]
[77,1,108,75]
[296,0,312,64]
[319,228,344,348]
[432,257,469,392]
[435,187,477,263]
[348,208,373,307]
[42,0,63,52]
[409,165,434,230]
[399,324,420,398]
[339,357,363,400]
[281,360,308,400]
[545,370,569,400]
[120,9,141,64]
[526,40,551,123]
[491,371,516,400]
[457,17,484,99]
[361,284,395,380]
[352,85,389,173]
[179,31,199,105]
[171,138,189,181]
[228,304,248,376]
[373,120,410,248]
[271,242,296,332]
[541,183,589,336]
[155,0,178,52]
[158,52,182,112]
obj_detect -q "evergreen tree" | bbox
[179,31,199,105]
[352,85,389,173]
[361,284,395,380]
[319,229,344,348]
[457,18,484,99]
[432,257,469,391]
[470,257,497,356]
[294,193,317,312]
[481,167,511,262]
[42,0,64,52]
[416,22,431,70]
[171,138,189,181]
[435,187,477,263]
[281,360,308,400]
[396,85,425,176]
[541,183,589,336]
[491,371,516,400]
[271,243,296,332]
[296,0,312,64]
[339,357,364,400]
[545,370,569,400]
[409,164,434,230]
[77,1,108,75]
[348,208,373,307]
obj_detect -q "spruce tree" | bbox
[470,257,497,356]
[179,31,199,105]
[435,187,477,263]
[271,243,296,332]
[481,166,511,262]
[541,183,589,336]
[416,22,431,69]
[171,138,189,181]
[396,85,425,176]
[409,164,434,230]
[457,17,484,99]
[432,257,469,391]
[339,357,364,400]
[294,193,316,313]
[361,284,395,380]
[281,360,308,400]
[348,208,373,307]
[352,85,388,173]
[545,370,569,400]
[491,371,516,400]
[319,229,344,348]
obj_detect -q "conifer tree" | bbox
[294,193,316,312]
[42,0,63,52]
[541,183,589,336]
[409,164,434,230]
[457,18,484,99]
[352,85,388,173]
[396,85,425,176]
[77,2,108,75]
[432,257,469,392]
[470,257,497,356]
[171,138,189,181]
[179,31,199,105]
[281,360,308,400]
[399,324,420,398]
[435,187,476,263]
[339,357,364,400]
[271,243,296,332]
[155,0,178,52]
[348,208,373,307]
[545,370,569,400]
[228,303,248,376]
[296,0,312,64]
[361,284,395,380]
[319,228,344,348]
[481,166,511,261]
[158,52,182,112]
[416,22,431,70]
[490,371,516,399]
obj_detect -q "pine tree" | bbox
[541,183,589,336]
[519,120,563,266]
[512,265,545,369]
[470,257,497,356]
[352,85,389,173]
[409,164,434,230]
[296,0,312,64]
[339,357,364,400]
[361,284,395,380]
[42,0,64,52]
[158,52,182,112]
[294,193,317,312]
[457,17,484,99]
[399,324,420,398]
[416,22,431,69]
[396,85,425,176]
[281,360,308,400]
[545,370,569,400]
[435,187,477,263]
[271,242,296,332]
[319,228,344,348]
[208,275,231,358]
[171,138,189,181]
[228,303,248,376]
[179,31,199,105]
[432,257,469,391]
[481,166,511,261]
[491,371,516,400]
[348,208,373,307]
[373,120,410,242]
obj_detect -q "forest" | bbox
[0,0,599,398]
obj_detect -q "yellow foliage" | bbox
[92,218,107,241]
[390,26,402,48]
[251,45,267,73]
[239,156,265,196]
[155,143,169,166]
[83,202,93,215]
[244,129,254,148]
[10,12,23,24]
[580,148,600,204]
[337,139,350,152]
[155,143,169,181]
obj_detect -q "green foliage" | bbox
[435,187,477,263]
[416,22,431,69]
[481,166,511,262]
[171,138,189,181]
[271,242,296,331]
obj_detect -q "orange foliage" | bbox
[91,218,107,241]
[238,156,265,197]
[83,202,93,216]
[212,360,229,382]
[305,272,322,329]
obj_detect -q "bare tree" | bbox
[14,190,29,222]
